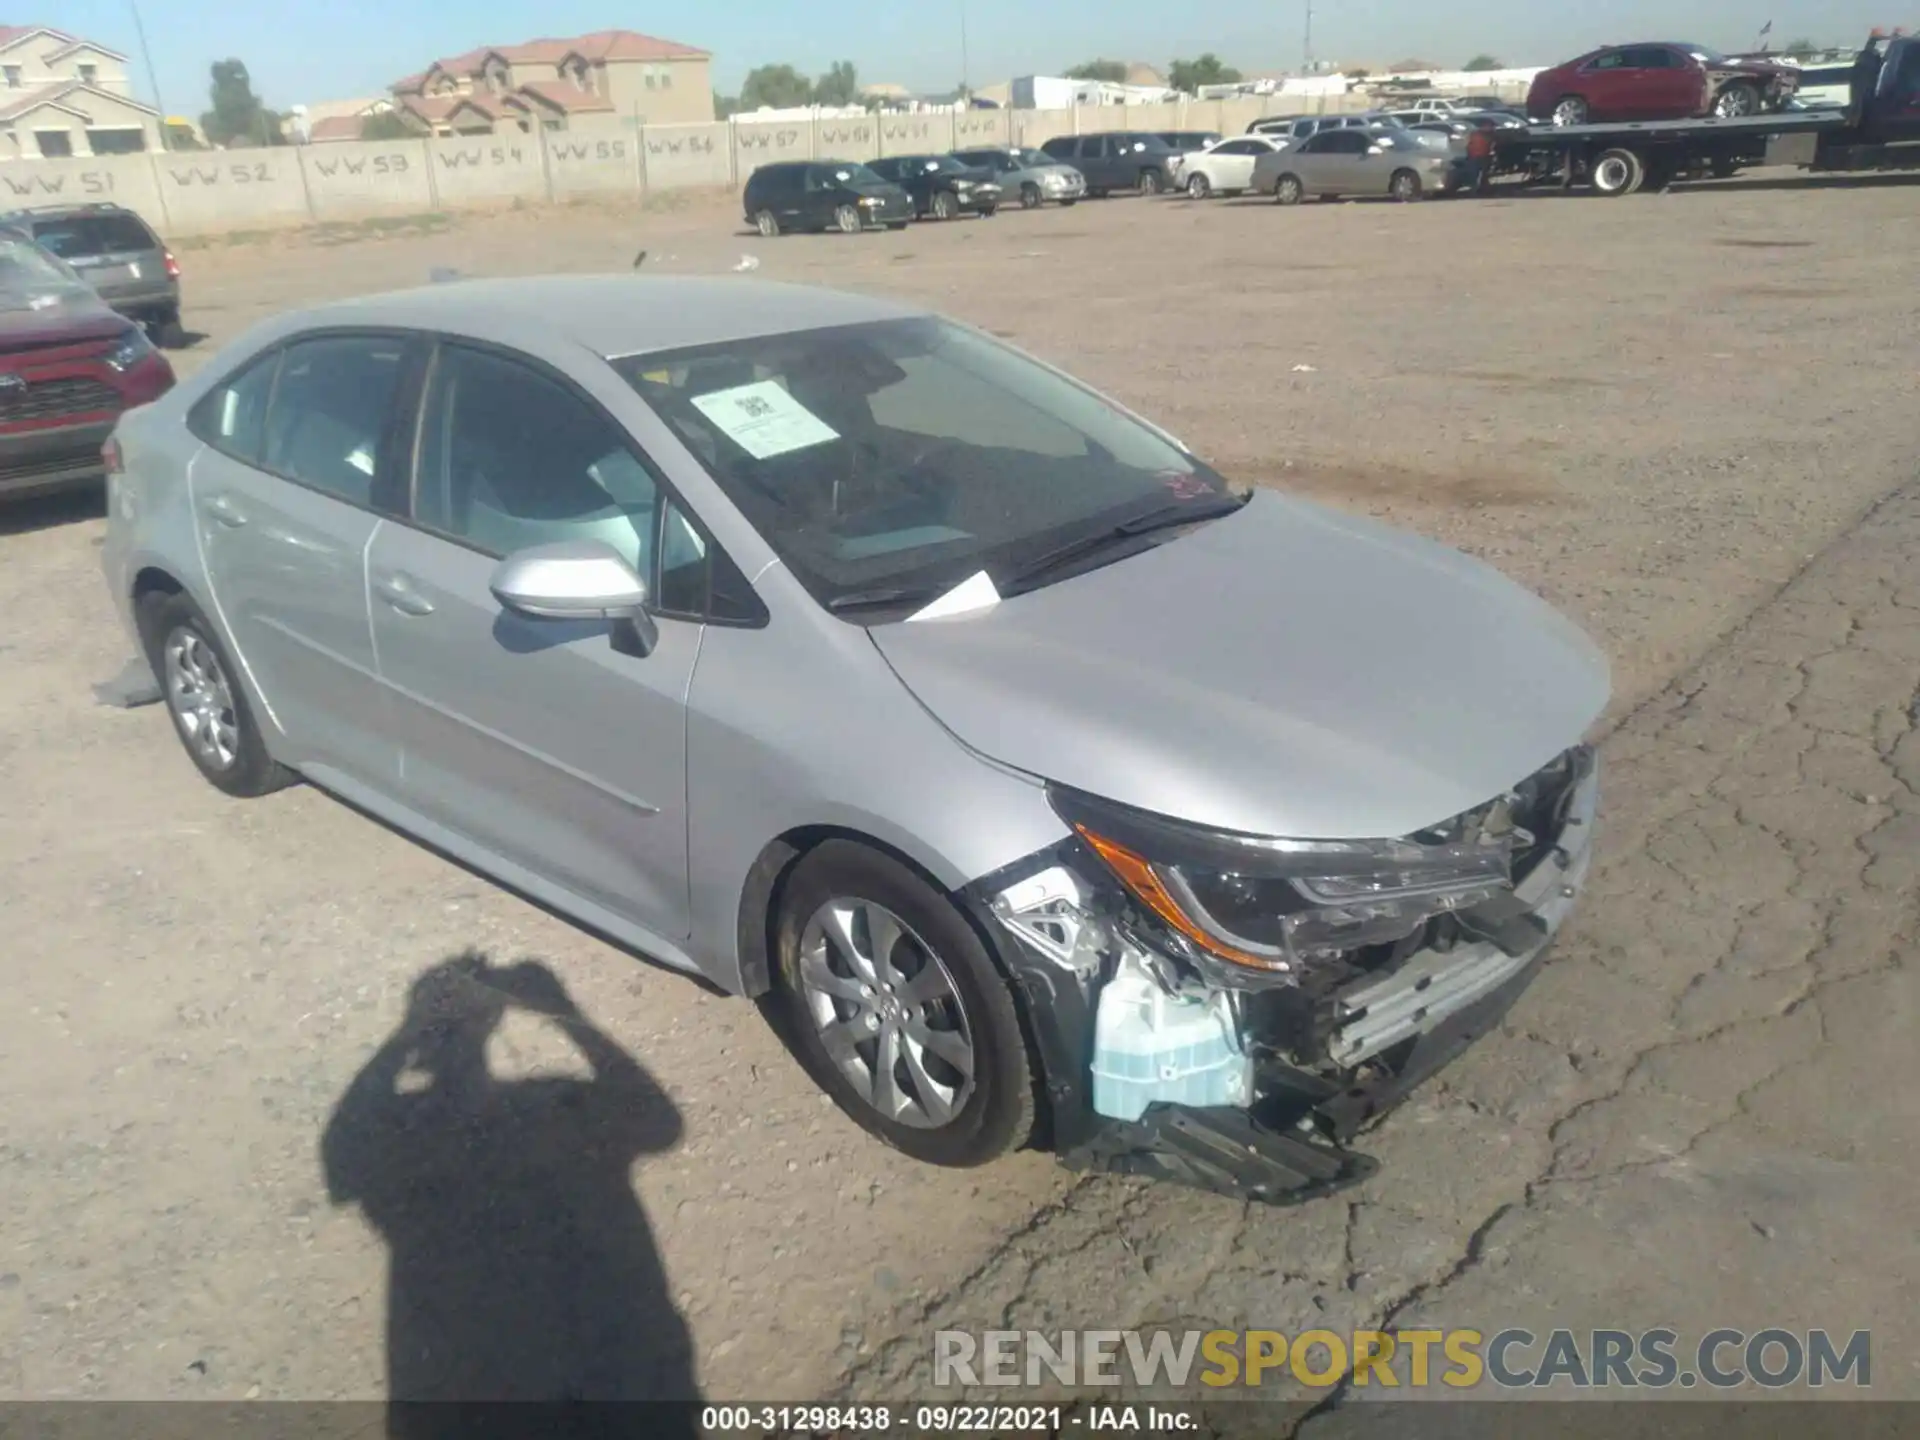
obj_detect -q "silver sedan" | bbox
[1252,128,1459,203]
[100,275,1605,1193]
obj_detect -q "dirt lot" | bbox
[1,174,1915,1409]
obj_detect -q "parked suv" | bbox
[867,154,1003,219]
[951,146,1086,207]
[0,227,175,501]
[2,202,183,344]
[1038,132,1181,196]
[742,160,914,236]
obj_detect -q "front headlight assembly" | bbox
[1051,785,1529,981]
[105,326,153,373]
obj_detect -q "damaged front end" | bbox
[969,746,1600,1204]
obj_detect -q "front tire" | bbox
[139,591,292,798]
[834,203,862,234]
[753,209,781,237]
[1019,182,1042,209]
[931,190,958,220]
[1552,95,1589,127]
[1274,173,1304,205]
[1713,82,1760,118]
[1185,172,1211,199]
[771,841,1038,1167]
[1389,169,1423,202]
[1138,168,1163,196]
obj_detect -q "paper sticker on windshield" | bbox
[691,380,838,460]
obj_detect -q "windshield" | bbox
[915,155,966,173]
[1011,148,1052,167]
[0,232,98,312]
[619,317,1234,611]
[1684,45,1730,62]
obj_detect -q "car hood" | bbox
[869,490,1610,840]
[0,282,125,348]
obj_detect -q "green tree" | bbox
[713,90,740,119]
[360,111,415,140]
[1464,54,1504,71]
[200,58,284,147]
[738,63,814,110]
[1167,53,1243,92]
[814,60,860,106]
[1064,59,1128,82]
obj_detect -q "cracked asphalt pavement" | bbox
[0,177,1914,1406]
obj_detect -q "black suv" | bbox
[865,154,1003,219]
[0,202,183,343]
[1038,133,1181,196]
[742,160,914,236]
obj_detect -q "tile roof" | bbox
[0,80,156,121]
[396,28,706,89]
[307,114,367,142]
[516,79,615,114]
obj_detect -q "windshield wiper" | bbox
[1001,493,1248,594]
[824,585,943,614]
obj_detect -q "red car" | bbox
[0,227,173,503]
[1526,43,1799,126]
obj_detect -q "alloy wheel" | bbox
[163,627,240,772]
[796,898,977,1129]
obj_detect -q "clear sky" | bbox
[60,0,1881,118]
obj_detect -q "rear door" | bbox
[364,339,703,941]
[188,333,416,783]
[1206,138,1265,189]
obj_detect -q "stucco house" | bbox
[0,24,162,158]
[390,29,712,137]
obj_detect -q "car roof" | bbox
[288,275,927,361]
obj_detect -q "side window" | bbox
[1589,50,1626,71]
[655,499,709,616]
[259,335,407,506]
[189,350,280,464]
[415,344,660,577]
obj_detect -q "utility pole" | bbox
[960,0,971,98]
[1302,0,1315,73]
[128,0,171,149]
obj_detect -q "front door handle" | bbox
[373,574,435,617]
[202,494,247,528]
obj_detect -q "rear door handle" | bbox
[202,494,247,528]
[373,574,435,617]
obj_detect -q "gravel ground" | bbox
[0,172,1914,1407]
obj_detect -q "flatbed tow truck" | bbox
[1482,32,1920,196]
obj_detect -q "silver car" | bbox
[101,276,1606,1197]
[951,146,1086,208]
[1253,128,1459,203]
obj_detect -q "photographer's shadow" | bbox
[323,951,697,1423]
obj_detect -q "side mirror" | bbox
[489,539,660,657]
[1368,144,1386,155]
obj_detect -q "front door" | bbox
[189,333,410,784]
[367,340,697,941]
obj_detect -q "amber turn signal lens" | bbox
[1074,824,1288,972]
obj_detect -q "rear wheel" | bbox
[149,305,186,347]
[1185,172,1211,199]
[1138,168,1163,196]
[139,592,293,799]
[1710,155,1739,179]
[1589,146,1646,197]
[834,203,862,234]
[1552,95,1589,127]
[1389,169,1422,202]
[753,209,781,237]
[931,190,958,220]
[1019,182,1042,208]
[1274,173,1304,206]
[771,841,1038,1167]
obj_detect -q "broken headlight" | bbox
[1051,786,1527,977]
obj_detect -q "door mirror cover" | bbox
[490,539,649,621]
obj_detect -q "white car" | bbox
[1177,134,1292,198]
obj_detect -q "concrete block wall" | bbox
[641,123,732,191]
[5,90,1434,241]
